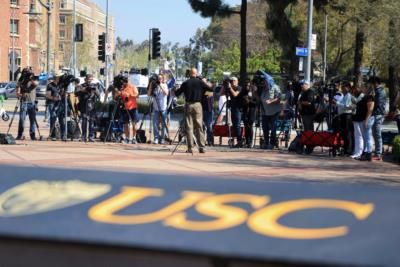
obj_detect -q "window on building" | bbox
[59,0,66,9]
[59,15,66,25]
[59,29,65,39]
[10,0,19,6]
[59,43,64,51]
[10,19,19,34]
[9,51,21,66]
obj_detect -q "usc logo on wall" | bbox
[0,181,374,240]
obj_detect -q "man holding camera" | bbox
[175,68,212,153]
[75,74,99,142]
[225,77,244,148]
[260,78,281,150]
[46,76,67,141]
[299,80,316,132]
[117,76,139,144]
[148,74,169,144]
[16,68,38,140]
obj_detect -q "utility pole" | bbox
[239,0,247,88]
[305,0,314,82]
[323,13,328,83]
[11,8,16,81]
[25,0,52,73]
[148,28,152,76]
[105,0,109,88]
[42,0,52,74]
[72,0,76,76]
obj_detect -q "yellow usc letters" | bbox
[88,186,374,240]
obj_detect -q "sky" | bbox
[92,0,242,45]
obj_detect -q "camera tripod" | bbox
[47,94,80,141]
[7,97,44,141]
[104,97,135,143]
[171,118,198,155]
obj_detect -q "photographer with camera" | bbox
[116,76,139,144]
[241,79,259,148]
[75,74,99,142]
[16,67,39,140]
[260,78,282,150]
[46,76,67,141]
[148,74,169,144]
[222,76,244,148]
[175,68,212,153]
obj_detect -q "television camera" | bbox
[18,67,39,94]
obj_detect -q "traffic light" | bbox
[75,24,83,42]
[152,29,161,59]
[98,33,106,62]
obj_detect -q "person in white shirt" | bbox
[334,81,354,155]
[148,74,169,144]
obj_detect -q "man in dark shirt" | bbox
[46,76,66,141]
[369,77,387,160]
[226,77,244,147]
[298,80,315,131]
[75,74,100,142]
[175,68,211,153]
[16,68,38,140]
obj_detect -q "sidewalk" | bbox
[0,138,399,187]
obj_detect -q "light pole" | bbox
[25,0,52,74]
[305,0,314,82]
[72,0,76,76]
[11,8,16,81]
[323,13,328,83]
[105,0,109,88]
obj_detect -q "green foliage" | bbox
[188,0,235,18]
[248,48,281,74]
[211,42,281,81]
[114,39,154,72]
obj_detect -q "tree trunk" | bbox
[240,0,247,87]
[353,23,365,89]
[388,18,399,111]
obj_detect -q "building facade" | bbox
[57,0,115,76]
[0,0,31,81]
[0,0,114,81]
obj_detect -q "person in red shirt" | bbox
[116,77,139,144]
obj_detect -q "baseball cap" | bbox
[299,80,310,85]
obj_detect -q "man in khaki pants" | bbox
[175,68,212,153]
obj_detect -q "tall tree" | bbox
[187,0,247,86]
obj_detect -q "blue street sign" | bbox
[296,47,308,57]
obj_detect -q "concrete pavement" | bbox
[0,139,399,186]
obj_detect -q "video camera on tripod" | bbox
[148,74,161,95]
[18,67,39,94]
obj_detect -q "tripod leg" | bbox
[6,99,20,135]
[171,125,183,155]
[104,103,118,143]
[47,104,61,141]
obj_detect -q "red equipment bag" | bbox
[212,125,244,138]
[300,131,343,147]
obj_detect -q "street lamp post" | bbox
[25,0,52,74]
[72,0,76,76]
[305,0,314,82]
[11,8,16,81]
[105,0,109,88]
